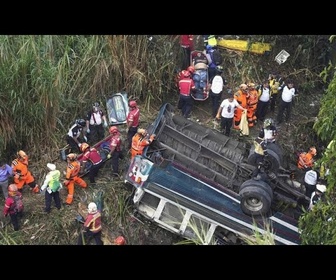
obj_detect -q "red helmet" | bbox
[80,143,90,152]
[187,66,195,74]
[182,70,190,78]
[129,100,137,108]
[109,126,119,134]
[114,236,126,245]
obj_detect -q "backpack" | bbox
[211,49,223,65]
[11,194,24,213]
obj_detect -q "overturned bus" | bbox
[124,103,308,245]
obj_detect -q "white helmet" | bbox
[88,202,98,214]
[316,184,326,193]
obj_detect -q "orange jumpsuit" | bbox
[131,133,155,160]
[297,152,314,169]
[64,159,87,204]
[11,156,38,191]
[234,89,249,128]
[247,88,258,127]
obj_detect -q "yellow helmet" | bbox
[80,143,90,152]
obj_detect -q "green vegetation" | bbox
[0,35,334,244]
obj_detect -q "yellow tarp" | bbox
[217,39,272,55]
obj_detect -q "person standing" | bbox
[131,129,156,160]
[85,102,108,145]
[216,92,246,136]
[77,202,103,245]
[11,150,39,193]
[107,126,123,177]
[246,83,259,127]
[255,81,270,122]
[126,100,140,150]
[303,167,319,198]
[178,70,196,118]
[64,153,87,205]
[209,66,225,118]
[80,143,103,184]
[66,118,87,154]
[3,184,24,231]
[180,35,194,70]
[308,183,326,211]
[233,84,249,129]
[268,73,283,111]
[276,80,296,124]
[40,163,62,213]
[0,159,13,198]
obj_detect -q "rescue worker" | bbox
[64,153,87,205]
[40,163,62,213]
[276,80,296,124]
[298,146,317,170]
[131,128,156,160]
[233,84,249,129]
[85,102,108,145]
[255,81,270,122]
[11,150,39,193]
[107,126,123,177]
[178,70,196,118]
[66,118,87,154]
[268,73,283,111]
[80,143,103,184]
[308,183,326,211]
[209,65,225,118]
[246,83,259,127]
[0,158,13,198]
[77,202,103,245]
[180,35,194,70]
[216,92,246,136]
[126,100,140,150]
[3,184,23,231]
[303,167,319,198]
[259,118,277,143]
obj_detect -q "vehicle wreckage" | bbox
[124,103,308,245]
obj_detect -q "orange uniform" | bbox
[64,158,87,204]
[247,85,259,127]
[234,86,249,128]
[297,152,314,170]
[11,152,39,192]
[131,132,155,160]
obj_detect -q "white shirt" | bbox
[219,98,240,118]
[304,169,318,185]
[281,86,296,102]
[259,87,270,102]
[264,128,276,142]
[211,75,224,94]
[89,111,103,125]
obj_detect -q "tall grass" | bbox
[0,35,179,161]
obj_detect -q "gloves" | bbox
[107,154,111,159]
[78,143,81,147]
[104,122,108,128]
[86,128,90,134]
